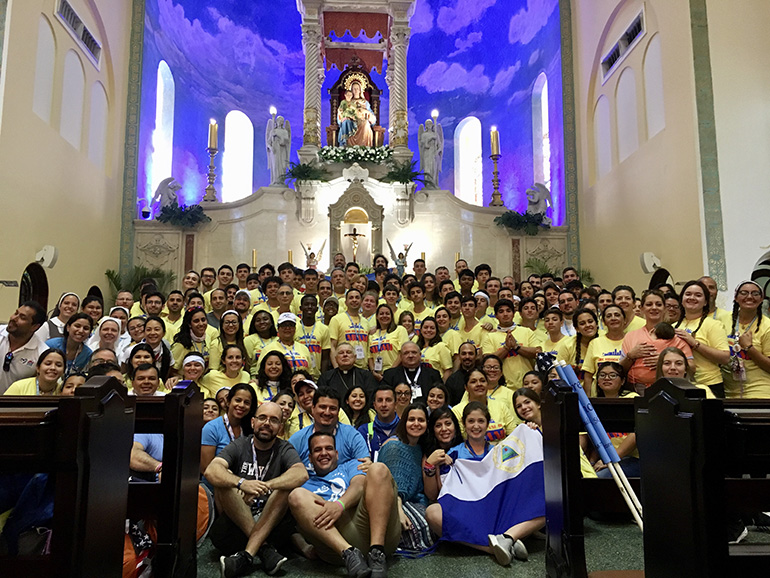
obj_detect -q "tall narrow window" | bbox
[222,110,254,203]
[33,16,56,123]
[88,82,109,169]
[149,60,175,202]
[60,50,85,148]
[532,73,551,190]
[616,67,639,162]
[454,117,482,206]
[643,34,665,138]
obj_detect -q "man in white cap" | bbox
[260,312,312,372]
[233,290,255,333]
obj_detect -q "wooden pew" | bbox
[0,378,132,578]
[126,381,202,578]
[636,378,770,577]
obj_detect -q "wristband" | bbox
[423,462,436,470]
[154,462,162,473]
[746,344,754,352]
[237,477,246,489]
[337,499,346,511]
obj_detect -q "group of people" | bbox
[1,250,769,576]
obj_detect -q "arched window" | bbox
[88,82,109,169]
[594,95,612,179]
[148,61,175,206]
[454,117,482,206]
[643,34,665,138]
[532,73,551,190]
[60,50,85,149]
[33,16,56,123]
[616,67,639,162]
[222,110,255,203]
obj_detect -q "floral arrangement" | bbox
[318,145,393,164]
[494,210,551,236]
[155,204,211,228]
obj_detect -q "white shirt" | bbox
[0,326,48,395]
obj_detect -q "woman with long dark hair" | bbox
[201,344,251,400]
[171,306,211,370]
[252,350,292,404]
[209,310,248,371]
[244,310,277,376]
[422,407,463,501]
[45,313,93,375]
[141,316,173,381]
[200,383,257,475]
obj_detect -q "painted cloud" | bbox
[416,61,491,94]
[508,0,559,45]
[437,0,497,35]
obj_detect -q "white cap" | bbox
[277,312,298,325]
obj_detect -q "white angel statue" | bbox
[300,240,326,270]
[266,115,291,185]
[526,183,553,226]
[418,119,444,189]
[387,239,413,277]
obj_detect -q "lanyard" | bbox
[465,440,489,459]
[223,414,238,441]
[279,341,298,361]
[251,440,274,482]
[404,367,422,386]
[345,312,362,330]
[301,322,317,343]
[734,315,758,338]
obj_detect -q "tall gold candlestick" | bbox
[202,146,218,202]
[288,250,293,264]
[252,249,257,271]
[208,119,218,149]
[455,252,460,263]
[489,153,504,207]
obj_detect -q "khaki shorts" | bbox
[312,477,401,564]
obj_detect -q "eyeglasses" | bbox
[396,391,411,398]
[223,320,240,326]
[254,414,282,426]
[597,372,620,380]
[3,352,13,372]
[738,290,762,298]
[482,365,500,372]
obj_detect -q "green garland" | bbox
[155,204,211,228]
[318,145,393,164]
[494,210,551,236]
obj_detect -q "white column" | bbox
[388,24,410,149]
[301,23,323,149]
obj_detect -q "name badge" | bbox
[374,356,383,372]
[355,344,365,359]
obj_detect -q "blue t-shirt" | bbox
[134,433,164,461]
[448,440,491,462]
[302,460,364,502]
[202,416,241,456]
[45,337,92,374]
[289,423,369,474]
[357,416,399,461]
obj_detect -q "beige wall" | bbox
[0,0,131,320]
[572,0,706,293]
[707,0,770,293]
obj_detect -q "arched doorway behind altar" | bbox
[342,208,371,268]
[328,179,384,269]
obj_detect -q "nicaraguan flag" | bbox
[438,424,545,546]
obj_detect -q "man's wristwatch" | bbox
[237,477,246,489]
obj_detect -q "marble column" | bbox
[388,24,410,151]
[299,23,323,162]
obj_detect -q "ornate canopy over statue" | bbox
[327,60,386,148]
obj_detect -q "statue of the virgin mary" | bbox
[337,79,375,147]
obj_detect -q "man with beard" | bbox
[206,402,308,578]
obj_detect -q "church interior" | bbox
[1,0,770,576]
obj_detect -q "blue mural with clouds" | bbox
[138,0,563,224]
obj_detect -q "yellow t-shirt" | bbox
[260,340,313,373]
[4,377,51,396]
[421,342,453,373]
[170,338,213,371]
[208,338,240,372]
[199,370,251,399]
[713,307,732,335]
[452,397,515,444]
[441,329,463,357]
[624,316,646,333]
[328,312,370,368]
[541,335,577,365]
[243,335,276,377]
[726,318,770,399]
[456,320,487,350]
[296,321,331,379]
[460,384,521,427]
[163,315,184,343]
[677,316,729,387]
[411,306,435,334]
[368,326,408,372]
[582,335,624,374]
[481,327,536,390]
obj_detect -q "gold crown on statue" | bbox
[344,72,369,92]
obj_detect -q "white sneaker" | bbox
[488,534,513,566]
[512,539,529,561]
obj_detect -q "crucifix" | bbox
[344,227,366,263]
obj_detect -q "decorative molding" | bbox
[328,181,384,258]
[689,0,727,290]
[118,0,146,275]
[560,0,580,267]
[135,233,180,269]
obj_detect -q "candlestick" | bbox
[421,252,426,261]
[288,250,293,264]
[489,152,504,207]
[490,126,500,156]
[252,249,257,270]
[455,252,460,263]
[202,147,218,202]
[208,119,218,149]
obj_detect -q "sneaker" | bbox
[257,543,287,576]
[747,512,770,532]
[488,534,513,566]
[512,539,529,561]
[341,547,371,578]
[220,550,254,578]
[368,548,387,578]
[726,520,748,544]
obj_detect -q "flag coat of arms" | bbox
[438,424,546,546]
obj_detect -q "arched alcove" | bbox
[149,60,175,204]
[88,81,109,169]
[532,73,551,190]
[32,16,56,123]
[19,263,49,311]
[453,117,482,206]
[222,110,255,203]
[593,95,612,180]
[60,50,86,149]
[616,67,639,162]
[643,33,665,138]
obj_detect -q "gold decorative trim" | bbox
[560,0,580,267]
